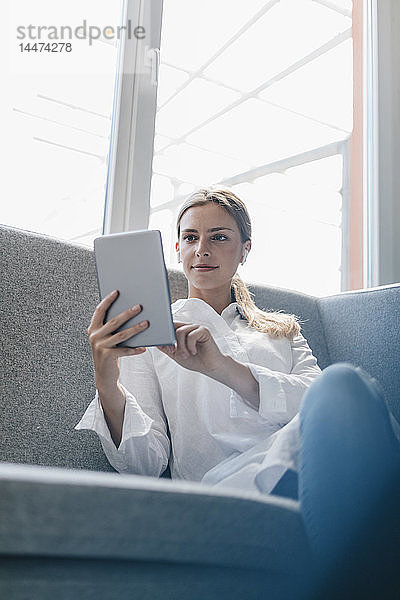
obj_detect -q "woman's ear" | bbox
[241,243,251,265]
[176,242,181,263]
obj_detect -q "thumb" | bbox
[157,345,176,356]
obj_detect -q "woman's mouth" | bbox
[192,265,218,271]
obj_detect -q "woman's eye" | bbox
[182,234,227,242]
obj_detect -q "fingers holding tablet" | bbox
[92,291,144,335]
[101,301,145,338]
[88,290,149,366]
[87,289,149,421]
[107,317,149,349]
[89,289,120,330]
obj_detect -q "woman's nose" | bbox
[195,239,210,256]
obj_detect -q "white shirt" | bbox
[76,298,322,493]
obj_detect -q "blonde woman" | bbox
[77,188,400,569]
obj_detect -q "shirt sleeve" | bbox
[75,348,170,477]
[229,332,322,424]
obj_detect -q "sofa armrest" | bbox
[0,462,311,574]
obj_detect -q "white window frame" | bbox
[364,0,400,286]
[103,0,163,234]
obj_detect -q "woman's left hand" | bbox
[157,321,226,376]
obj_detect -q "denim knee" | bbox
[307,362,380,396]
[300,362,386,425]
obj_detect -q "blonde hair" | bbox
[176,187,301,340]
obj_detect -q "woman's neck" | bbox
[188,287,233,315]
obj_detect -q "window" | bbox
[5,0,373,295]
[2,0,123,247]
[148,0,354,296]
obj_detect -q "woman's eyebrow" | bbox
[182,227,234,233]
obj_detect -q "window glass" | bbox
[2,0,123,247]
[149,0,353,296]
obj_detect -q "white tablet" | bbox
[94,230,176,348]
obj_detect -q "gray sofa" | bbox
[1,223,399,599]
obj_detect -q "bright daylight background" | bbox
[2,0,121,246]
[2,0,353,297]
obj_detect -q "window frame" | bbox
[103,0,163,234]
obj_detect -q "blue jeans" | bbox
[271,363,400,576]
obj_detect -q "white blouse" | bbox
[76,297,322,494]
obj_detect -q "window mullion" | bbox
[104,0,163,234]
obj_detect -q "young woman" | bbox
[76,188,400,572]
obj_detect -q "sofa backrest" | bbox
[0,225,194,471]
[247,282,331,370]
[318,286,400,420]
[2,224,396,473]
[1,226,111,471]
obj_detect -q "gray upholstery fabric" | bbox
[0,558,311,600]
[1,225,111,471]
[0,463,311,572]
[318,285,400,420]
[0,462,314,599]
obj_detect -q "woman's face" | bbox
[176,203,250,295]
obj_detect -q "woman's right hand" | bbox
[88,289,149,390]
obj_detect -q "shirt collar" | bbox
[172,297,242,326]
